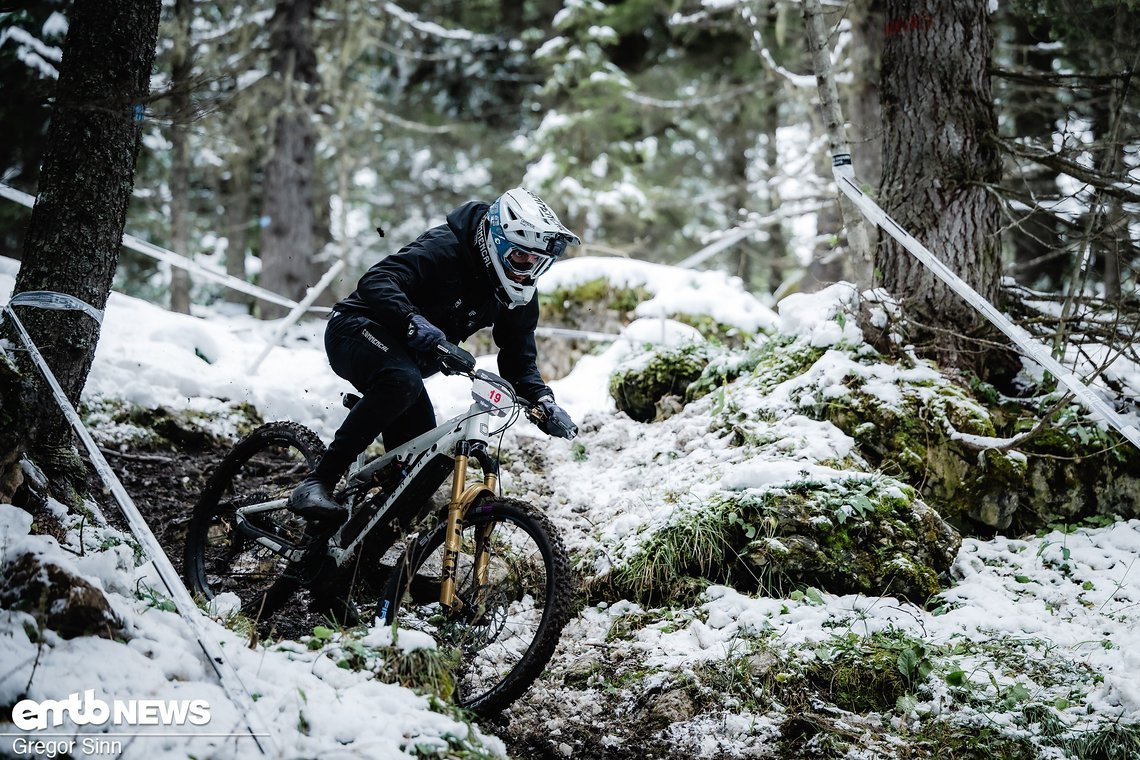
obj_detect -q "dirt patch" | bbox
[85,438,358,641]
[87,442,218,576]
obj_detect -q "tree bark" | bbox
[259,0,322,319]
[877,0,1003,370]
[169,0,194,315]
[222,153,254,310]
[801,0,874,292]
[847,0,884,202]
[0,0,161,503]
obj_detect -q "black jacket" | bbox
[336,201,552,402]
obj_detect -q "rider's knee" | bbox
[363,364,424,409]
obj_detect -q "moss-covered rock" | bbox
[0,552,124,639]
[738,478,960,603]
[772,330,1140,532]
[823,372,1140,531]
[610,343,715,422]
[81,397,263,450]
[823,375,993,510]
[537,276,761,381]
[602,475,960,605]
[541,277,653,321]
[687,336,827,404]
[610,335,827,424]
[606,299,1140,537]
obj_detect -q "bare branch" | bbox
[996,136,1140,204]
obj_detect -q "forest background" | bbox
[2,0,1136,336]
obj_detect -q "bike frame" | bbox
[233,368,516,613]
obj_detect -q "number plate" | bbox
[471,377,511,416]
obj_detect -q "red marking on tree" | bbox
[885,14,934,38]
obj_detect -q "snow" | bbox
[3,252,1140,757]
[0,24,62,79]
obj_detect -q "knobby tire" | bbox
[183,421,325,622]
[379,497,575,716]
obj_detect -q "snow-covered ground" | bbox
[3,255,1140,758]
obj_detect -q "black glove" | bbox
[406,314,445,352]
[533,396,577,440]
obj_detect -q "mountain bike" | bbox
[183,341,576,715]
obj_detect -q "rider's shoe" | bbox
[288,477,347,522]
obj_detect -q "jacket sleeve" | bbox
[493,299,552,403]
[353,231,450,333]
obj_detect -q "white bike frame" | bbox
[233,368,517,607]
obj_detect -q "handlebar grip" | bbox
[527,403,578,440]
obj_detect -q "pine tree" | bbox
[876,0,1003,371]
[0,0,162,503]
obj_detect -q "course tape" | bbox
[0,181,316,313]
[8,290,104,323]
[832,153,1140,451]
[1,294,275,755]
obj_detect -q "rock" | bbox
[743,484,961,603]
[0,552,123,639]
[820,359,1140,532]
[562,650,602,687]
[605,478,962,606]
[644,688,695,728]
[610,345,712,422]
[654,394,686,421]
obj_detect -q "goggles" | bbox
[501,233,575,279]
[503,247,555,278]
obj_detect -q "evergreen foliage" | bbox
[0,1,1136,337]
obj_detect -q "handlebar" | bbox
[525,403,578,439]
[436,340,577,439]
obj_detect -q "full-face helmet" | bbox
[476,188,580,308]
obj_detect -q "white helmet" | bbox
[476,188,581,308]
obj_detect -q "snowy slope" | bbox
[3,257,1140,758]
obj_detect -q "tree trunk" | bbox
[756,0,786,295]
[222,153,254,310]
[259,0,322,319]
[0,0,161,504]
[847,0,884,255]
[169,0,194,315]
[1002,11,1064,290]
[877,0,1003,370]
[802,0,874,292]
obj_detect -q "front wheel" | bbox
[378,498,576,716]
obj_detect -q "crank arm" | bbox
[233,513,307,563]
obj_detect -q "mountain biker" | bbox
[288,187,580,521]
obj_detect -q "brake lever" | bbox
[436,340,476,376]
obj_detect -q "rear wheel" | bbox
[183,421,325,624]
[379,497,575,715]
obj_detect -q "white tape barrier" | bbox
[1,295,276,756]
[831,153,1140,450]
[535,325,625,342]
[0,181,321,313]
[248,258,346,374]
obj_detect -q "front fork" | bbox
[439,444,499,612]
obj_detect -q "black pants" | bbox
[312,311,437,485]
